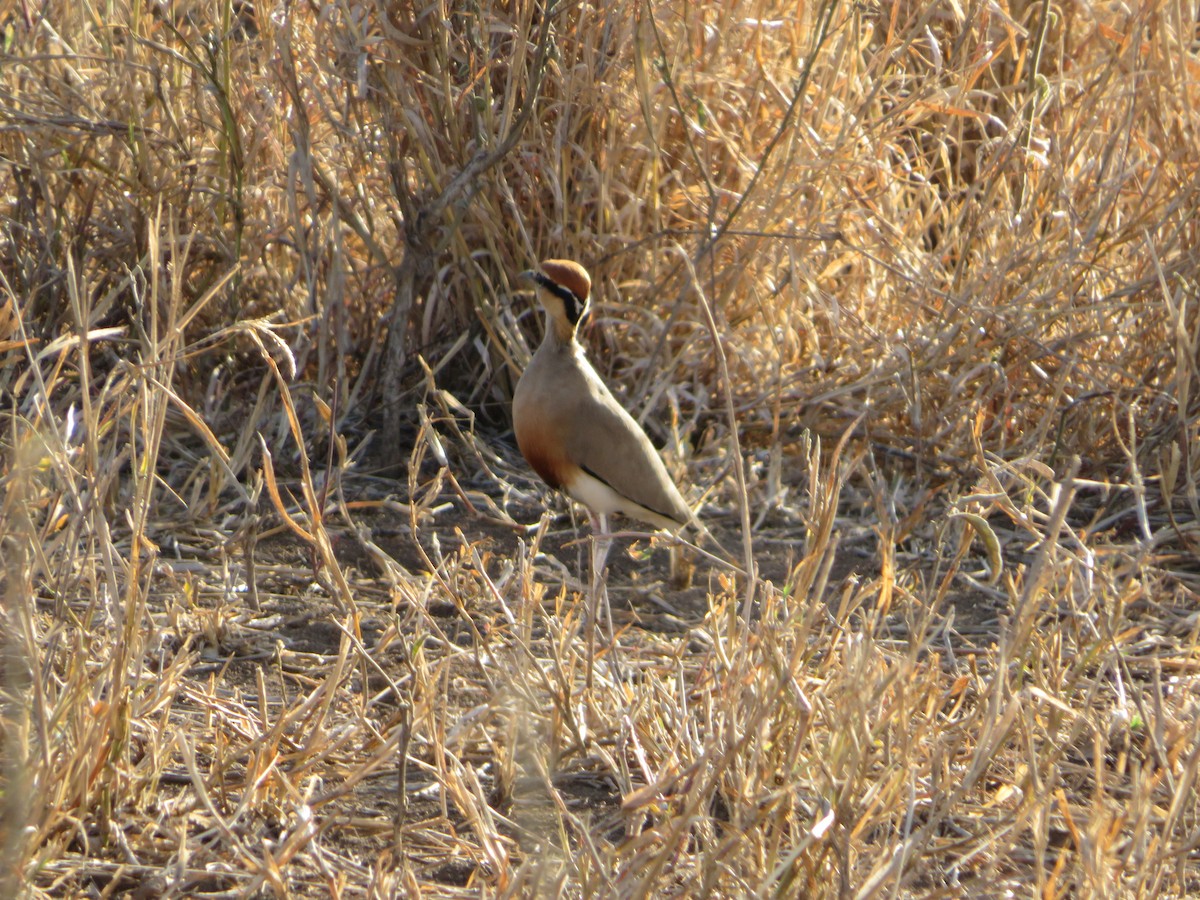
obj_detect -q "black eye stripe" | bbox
[534,272,585,324]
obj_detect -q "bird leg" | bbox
[586,511,621,687]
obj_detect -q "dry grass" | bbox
[3,0,1200,896]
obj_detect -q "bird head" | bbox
[521,259,592,339]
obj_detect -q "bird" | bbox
[512,258,692,538]
[512,259,693,674]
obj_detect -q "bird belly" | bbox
[563,467,683,532]
[514,415,568,489]
[563,467,629,517]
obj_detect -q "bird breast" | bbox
[512,342,587,490]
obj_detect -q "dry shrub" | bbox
[2,0,1199,896]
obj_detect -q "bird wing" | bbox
[562,367,692,528]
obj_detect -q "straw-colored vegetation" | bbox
[3,0,1199,895]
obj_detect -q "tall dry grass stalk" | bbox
[2,0,1199,895]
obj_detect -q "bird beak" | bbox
[519,268,539,284]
